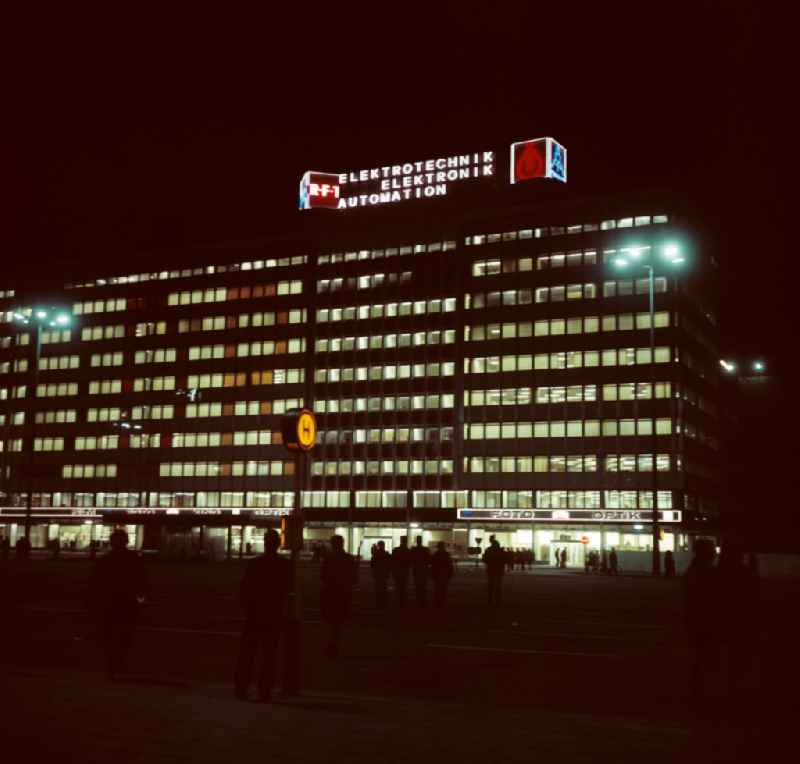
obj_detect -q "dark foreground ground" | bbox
[2,559,796,762]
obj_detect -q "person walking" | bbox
[391,535,412,607]
[0,536,10,561]
[410,535,431,607]
[608,547,618,575]
[664,549,676,577]
[370,540,392,609]
[234,528,291,702]
[553,547,560,567]
[88,529,149,681]
[430,541,454,608]
[320,534,356,658]
[482,538,506,606]
[683,538,720,710]
[559,547,567,569]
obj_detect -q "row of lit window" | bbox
[317,240,457,264]
[67,256,308,291]
[179,309,307,334]
[41,329,72,344]
[310,459,455,476]
[73,298,127,315]
[92,352,126,367]
[159,460,296,477]
[467,278,668,310]
[134,349,176,364]
[314,362,455,383]
[464,419,673,439]
[62,464,118,479]
[188,338,305,361]
[465,311,670,341]
[464,214,669,247]
[464,454,671,474]
[185,398,303,418]
[35,409,76,424]
[316,297,457,323]
[465,382,672,406]
[187,368,304,389]
[313,393,454,414]
[10,491,297,509]
[472,490,673,510]
[172,430,282,447]
[471,250,598,277]
[1,359,28,373]
[315,329,455,353]
[317,271,413,293]
[39,355,80,370]
[318,427,453,445]
[81,325,126,342]
[466,346,672,374]
[167,281,303,307]
[36,383,79,398]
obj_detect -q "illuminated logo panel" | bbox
[456,509,682,523]
[299,171,341,210]
[510,137,567,184]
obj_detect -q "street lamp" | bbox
[9,305,74,541]
[610,243,685,576]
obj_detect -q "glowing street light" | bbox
[720,359,737,374]
[608,242,686,577]
[8,303,74,540]
[752,360,765,373]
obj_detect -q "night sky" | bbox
[3,2,790,371]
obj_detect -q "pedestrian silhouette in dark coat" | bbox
[482,539,506,606]
[0,536,10,561]
[430,542,454,608]
[320,534,355,658]
[553,547,560,567]
[717,539,760,710]
[664,550,676,577]
[15,536,31,560]
[683,538,720,708]
[391,535,412,607]
[234,529,292,703]
[370,540,392,609]
[608,548,619,575]
[410,535,431,607]
[234,528,291,701]
[88,529,149,680]
[559,547,567,568]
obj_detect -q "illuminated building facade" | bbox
[0,148,722,563]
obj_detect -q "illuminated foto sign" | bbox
[456,509,682,523]
[299,150,496,211]
[510,136,567,184]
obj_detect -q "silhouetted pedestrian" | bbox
[234,529,291,701]
[553,547,560,567]
[391,535,411,607]
[664,550,676,577]
[320,534,355,658]
[431,542,454,608]
[88,529,149,680]
[683,538,720,709]
[411,535,431,606]
[370,540,392,609]
[608,548,618,575]
[560,547,567,569]
[15,536,30,560]
[0,536,10,561]
[717,539,760,709]
[482,538,505,606]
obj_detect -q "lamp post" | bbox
[10,306,73,541]
[611,244,684,576]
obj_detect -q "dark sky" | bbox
[2,2,790,370]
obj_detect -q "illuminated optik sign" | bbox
[299,171,341,210]
[510,137,567,184]
[299,151,495,211]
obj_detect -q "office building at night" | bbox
[0,139,722,563]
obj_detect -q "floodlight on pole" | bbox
[752,360,765,373]
[720,359,737,373]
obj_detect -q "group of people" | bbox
[76,527,762,708]
[581,548,620,574]
[368,535,454,610]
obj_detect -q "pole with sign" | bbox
[280,408,316,695]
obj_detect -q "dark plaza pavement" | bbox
[2,559,795,761]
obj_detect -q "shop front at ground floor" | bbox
[0,517,692,568]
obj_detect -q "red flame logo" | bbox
[515,142,545,181]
